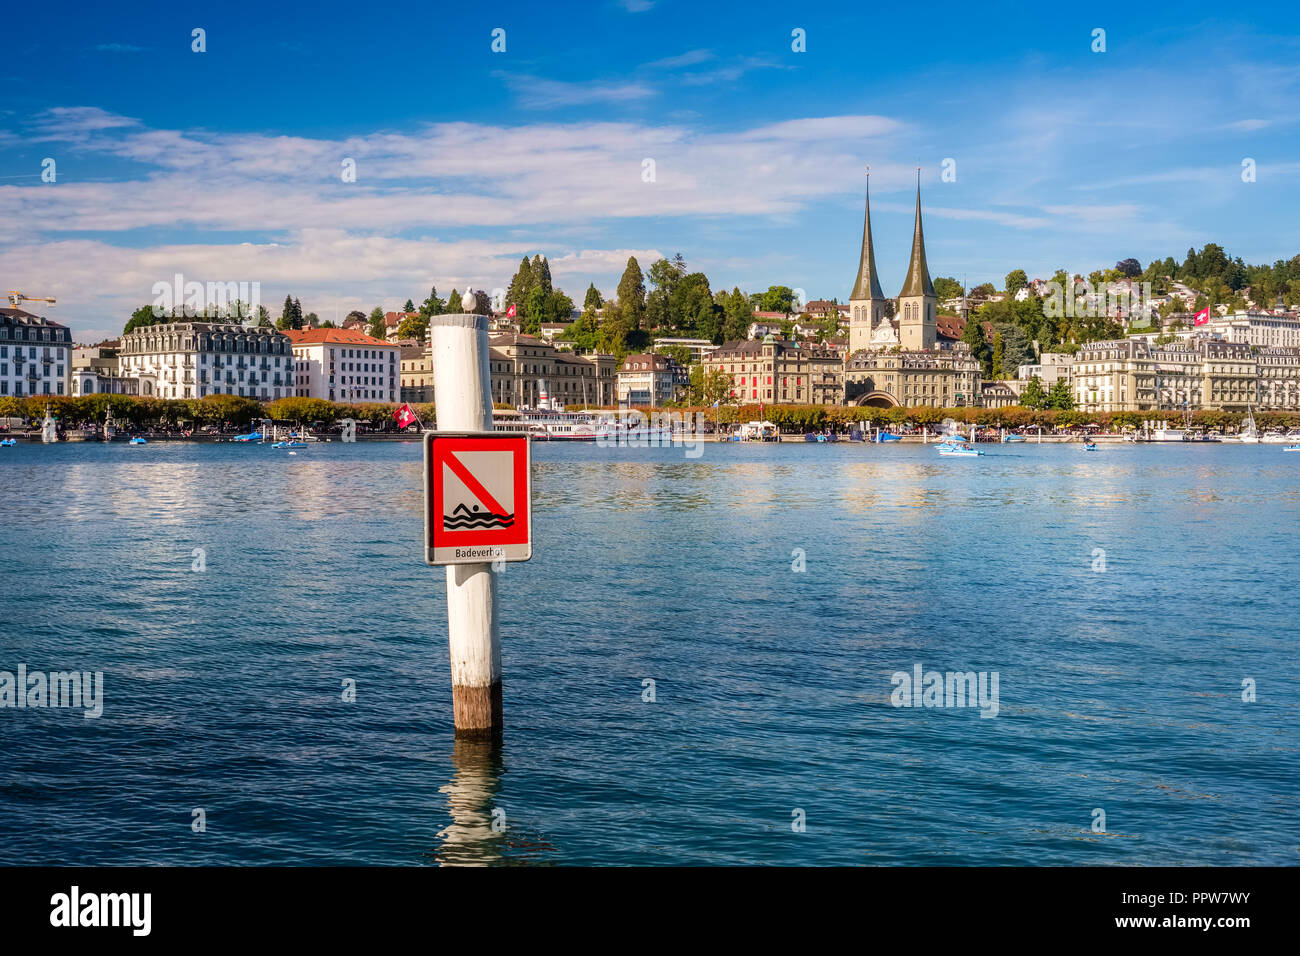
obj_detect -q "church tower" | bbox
[898,172,937,351]
[848,170,888,355]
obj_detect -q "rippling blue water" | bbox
[1,439,1297,865]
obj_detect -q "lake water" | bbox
[1,439,1297,865]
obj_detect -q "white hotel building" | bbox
[118,322,296,400]
[0,307,73,398]
[285,328,399,403]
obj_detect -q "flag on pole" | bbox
[506,303,517,319]
[1194,307,1210,326]
[394,403,417,429]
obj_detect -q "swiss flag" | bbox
[394,403,417,429]
[1194,307,1210,326]
[506,303,517,318]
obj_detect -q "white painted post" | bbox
[430,303,503,738]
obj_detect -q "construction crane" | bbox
[7,291,57,308]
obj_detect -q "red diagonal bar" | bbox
[443,450,508,516]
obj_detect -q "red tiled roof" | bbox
[284,328,395,347]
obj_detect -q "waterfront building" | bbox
[1200,311,1300,349]
[1255,347,1300,410]
[843,344,982,408]
[487,333,616,407]
[0,307,72,398]
[981,381,1021,408]
[1072,338,1288,413]
[651,337,719,364]
[1017,352,1074,388]
[72,341,139,396]
[118,321,293,400]
[399,343,433,404]
[703,335,843,404]
[616,353,688,406]
[286,328,398,403]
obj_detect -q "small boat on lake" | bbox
[129,437,147,445]
[1083,441,1098,451]
[936,438,983,457]
[1236,407,1260,444]
[875,431,902,442]
[0,438,16,446]
[1002,434,1026,443]
[273,440,307,448]
[233,431,262,442]
[1284,443,1300,453]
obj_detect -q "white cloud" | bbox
[497,73,656,109]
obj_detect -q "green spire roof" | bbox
[851,174,884,300]
[899,178,936,298]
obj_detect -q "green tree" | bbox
[368,307,386,339]
[721,287,753,343]
[614,256,646,336]
[760,285,796,315]
[1045,379,1074,410]
[445,289,463,314]
[583,283,603,310]
[396,315,428,340]
[524,286,548,335]
[561,306,601,351]
[1020,375,1046,409]
[1005,269,1028,295]
[547,289,574,326]
[933,276,963,302]
[961,315,991,377]
[418,287,444,318]
[991,332,1006,378]
[403,298,416,312]
[531,255,553,294]
[507,257,535,318]
[689,366,733,405]
[123,304,159,335]
[277,295,295,330]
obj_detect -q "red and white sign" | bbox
[424,432,531,565]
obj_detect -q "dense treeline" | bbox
[0,394,435,429]
[612,403,1300,431]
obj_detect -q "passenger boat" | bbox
[735,421,780,442]
[936,438,983,457]
[492,409,604,441]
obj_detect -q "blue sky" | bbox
[2,0,1299,340]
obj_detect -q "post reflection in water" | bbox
[429,738,506,866]
[426,738,557,867]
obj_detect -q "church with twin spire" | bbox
[843,170,982,408]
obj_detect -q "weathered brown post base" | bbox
[453,682,504,738]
